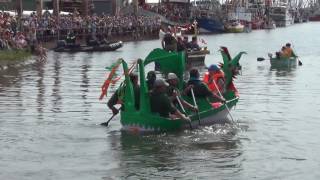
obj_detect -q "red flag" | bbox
[99,59,122,100]
[111,61,137,84]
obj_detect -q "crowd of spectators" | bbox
[0,9,162,51]
[143,3,189,23]
[0,11,33,50]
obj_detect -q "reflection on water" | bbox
[1,23,320,179]
[51,53,62,114]
[35,60,46,120]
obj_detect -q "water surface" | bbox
[1,22,320,179]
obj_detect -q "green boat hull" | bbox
[121,95,239,132]
[270,56,297,67]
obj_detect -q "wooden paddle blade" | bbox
[257,57,265,61]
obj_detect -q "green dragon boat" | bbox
[113,47,245,132]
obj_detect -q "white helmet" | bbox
[167,73,178,80]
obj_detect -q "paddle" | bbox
[100,108,120,126]
[176,95,193,129]
[190,88,201,125]
[292,45,302,66]
[257,57,265,61]
[297,57,303,66]
[212,81,236,124]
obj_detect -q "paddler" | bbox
[203,64,226,95]
[107,73,140,115]
[166,73,198,112]
[150,79,191,121]
[283,43,296,57]
[183,69,225,103]
[161,27,177,52]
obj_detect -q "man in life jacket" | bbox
[203,64,225,95]
[283,43,296,58]
[183,69,225,103]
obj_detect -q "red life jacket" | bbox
[203,71,225,94]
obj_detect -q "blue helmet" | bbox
[208,64,220,71]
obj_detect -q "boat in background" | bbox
[225,20,244,33]
[270,56,297,68]
[196,16,225,33]
[265,53,298,68]
[186,48,210,68]
[53,41,123,53]
[191,0,225,33]
[309,9,320,21]
[269,5,294,27]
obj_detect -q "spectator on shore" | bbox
[0,10,162,52]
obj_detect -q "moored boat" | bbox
[196,17,225,34]
[191,0,225,34]
[53,41,123,52]
[269,5,294,27]
[225,21,244,33]
[309,9,320,21]
[102,47,246,132]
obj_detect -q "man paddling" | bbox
[166,73,198,112]
[203,64,226,95]
[184,69,225,103]
[107,73,140,115]
[150,79,190,121]
[283,43,297,58]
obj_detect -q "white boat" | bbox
[269,5,294,27]
[225,21,244,33]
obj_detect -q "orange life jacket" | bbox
[203,71,225,94]
[283,48,293,57]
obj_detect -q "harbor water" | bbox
[1,22,320,179]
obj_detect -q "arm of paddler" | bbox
[107,90,120,115]
[182,84,193,96]
[164,97,190,121]
[180,97,198,112]
[170,109,191,122]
